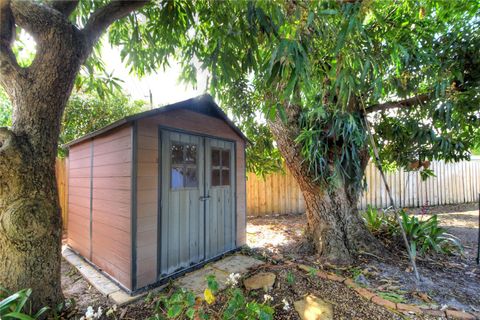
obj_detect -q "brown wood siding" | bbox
[134,109,247,288]
[91,125,133,290]
[67,140,92,260]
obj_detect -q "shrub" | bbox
[399,210,463,256]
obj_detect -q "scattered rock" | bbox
[294,294,333,320]
[243,272,276,291]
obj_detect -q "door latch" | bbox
[199,196,210,201]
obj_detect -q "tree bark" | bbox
[268,104,382,264]
[0,8,83,309]
[0,0,146,311]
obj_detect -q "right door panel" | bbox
[205,138,236,259]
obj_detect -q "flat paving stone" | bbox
[210,254,264,274]
[175,254,265,297]
[63,246,264,304]
[62,246,145,306]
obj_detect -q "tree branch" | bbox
[82,1,148,49]
[49,0,78,17]
[0,0,21,80]
[364,93,432,114]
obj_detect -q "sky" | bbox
[101,44,209,108]
[16,31,209,108]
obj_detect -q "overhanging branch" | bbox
[81,0,148,49]
[364,93,432,114]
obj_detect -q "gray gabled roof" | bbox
[64,94,248,147]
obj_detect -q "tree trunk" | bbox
[0,128,64,310]
[269,105,381,264]
[0,7,84,309]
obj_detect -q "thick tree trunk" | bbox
[269,105,381,264]
[0,3,85,309]
[0,128,63,310]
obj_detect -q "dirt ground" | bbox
[60,203,479,319]
[247,203,480,314]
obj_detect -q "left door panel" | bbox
[159,130,205,276]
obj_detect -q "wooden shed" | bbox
[65,95,247,293]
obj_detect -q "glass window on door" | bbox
[211,148,231,187]
[171,143,198,189]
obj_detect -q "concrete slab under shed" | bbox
[62,246,264,305]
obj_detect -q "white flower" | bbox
[80,306,103,320]
[95,306,103,318]
[282,298,291,311]
[263,294,273,303]
[225,273,241,287]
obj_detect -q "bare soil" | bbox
[247,203,480,314]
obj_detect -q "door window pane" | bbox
[212,169,221,186]
[185,167,198,187]
[171,144,184,164]
[221,150,230,169]
[211,148,231,187]
[221,169,230,186]
[185,145,197,164]
[212,149,221,167]
[171,166,184,189]
[170,142,198,189]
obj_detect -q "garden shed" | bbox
[65,94,247,294]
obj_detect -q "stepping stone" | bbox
[294,294,333,320]
[243,272,276,291]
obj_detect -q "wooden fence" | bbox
[56,157,480,224]
[246,157,480,216]
[56,158,68,230]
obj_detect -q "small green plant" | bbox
[399,210,463,256]
[0,288,50,320]
[362,206,386,233]
[377,291,406,304]
[148,274,274,320]
[286,271,295,285]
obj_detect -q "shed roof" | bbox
[65,94,248,147]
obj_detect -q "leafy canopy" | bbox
[0,88,146,157]
[9,0,479,181]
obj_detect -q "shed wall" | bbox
[68,140,92,260]
[134,109,247,289]
[91,125,133,289]
[67,125,133,290]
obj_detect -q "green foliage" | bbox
[363,206,463,256]
[223,288,274,320]
[361,206,387,233]
[0,88,12,127]
[376,291,406,304]
[148,289,201,320]
[6,1,480,183]
[398,210,463,256]
[0,288,49,320]
[59,93,146,156]
[1,86,145,157]
[147,275,274,320]
[286,271,295,285]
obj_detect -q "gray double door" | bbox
[159,130,236,276]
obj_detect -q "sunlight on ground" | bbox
[246,218,305,252]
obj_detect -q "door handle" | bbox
[199,196,210,201]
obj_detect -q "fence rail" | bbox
[246,158,480,216]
